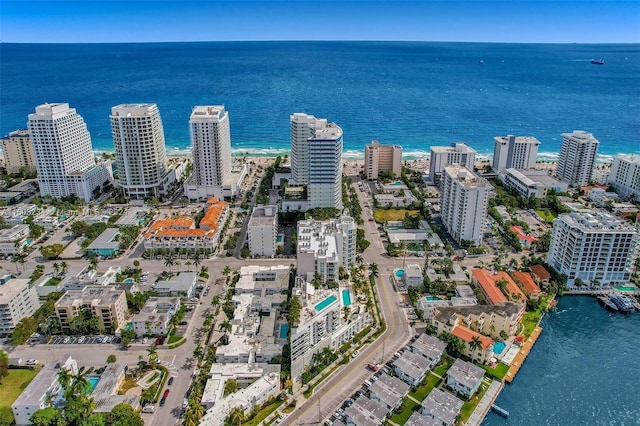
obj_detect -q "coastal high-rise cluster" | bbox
[556,130,599,187]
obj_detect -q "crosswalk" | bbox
[159,360,179,377]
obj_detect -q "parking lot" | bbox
[48,335,122,345]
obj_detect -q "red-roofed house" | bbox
[495,272,527,302]
[509,225,539,249]
[530,265,551,287]
[471,269,508,305]
[451,325,494,363]
[513,271,541,296]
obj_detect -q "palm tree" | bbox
[342,305,350,322]
[146,345,158,364]
[225,406,245,426]
[219,319,232,334]
[60,261,68,275]
[469,336,483,354]
[88,255,99,272]
[53,262,60,276]
[164,255,175,272]
[369,262,379,278]
[193,251,202,270]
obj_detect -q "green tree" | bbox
[106,354,116,364]
[70,221,89,236]
[0,350,8,384]
[369,262,379,278]
[469,336,482,353]
[163,256,175,272]
[106,403,143,426]
[30,407,63,426]
[146,345,158,365]
[40,244,64,259]
[224,407,245,426]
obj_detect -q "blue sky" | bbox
[2,1,639,43]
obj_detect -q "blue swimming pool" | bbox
[395,269,405,278]
[124,278,134,283]
[390,181,403,186]
[315,295,337,312]
[87,377,100,393]
[342,290,352,306]
[276,235,283,243]
[493,341,507,354]
[425,296,442,301]
[279,324,289,339]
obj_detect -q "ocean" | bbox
[1,41,639,160]
[483,296,640,426]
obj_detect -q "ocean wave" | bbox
[231,147,291,157]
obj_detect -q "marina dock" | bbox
[504,326,542,383]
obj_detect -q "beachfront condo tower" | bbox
[290,113,343,209]
[190,106,232,187]
[547,212,639,286]
[429,143,476,184]
[110,104,168,200]
[364,140,403,180]
[555,130,599,187]
[0,129,36,175]
[440,164,491,245]
[492,135,539,173]
[608,154,640,201]
[28,103,111,202]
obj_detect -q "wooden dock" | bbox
[504,326,542,383]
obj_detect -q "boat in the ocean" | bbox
[598,295,618,312]
[591,59,605,65]
[609,293,635,312]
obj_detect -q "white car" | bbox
[25,359,38,366]
[143,337,148,344]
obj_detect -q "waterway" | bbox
[483,296,640,425]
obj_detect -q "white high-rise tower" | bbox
[110,104,168,200]
[556,130,599,187]
[290,113,343,209]
[190,106,231,186]
[28,103,110,201]
[492,135,539,173]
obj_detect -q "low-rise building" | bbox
[411,334,446,368]
[374,192,417,208]
[12,356,78,425]
[86,228,120,258]
[0,276,40,337]
[446,359,485,399]
[154,272,198,298]
[403,264,423,287]
[369,373,410,411]
[91,363,140,413]
[54,286,128,334]
[500,168,567,199]
[131,297,180,337]
[530,265,551,288]
[451,325,494,364]
[247,205,278,257]
[345,396,388,426]
[406,411,440,426]
[0,224,29,255]
[471,269,526,304]
[421,388,464,426]
[512,271,541,296]
[509,225,539,249]
[393,351,431,386]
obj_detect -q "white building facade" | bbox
[0,129,36,175]
[556,130,599,187]
[364,140,402,180]
[547,212,639,286]
[0,277,40,337]
[608,155,640,201]
[247,205,278,257]
[492,135,539,173]
[28,103,110,202]
[440,165,491,245]
[429,143,476,184]
[110,104,168,200]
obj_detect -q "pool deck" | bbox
[504,325,542,383]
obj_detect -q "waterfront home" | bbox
[472,269,526,304]
[513,271,541,296]
[530,264,551,288]
[410,334,446,368]
[393,351,431,386]
[344,396,388,426]
[451,325,494,364]
[421,387,464,426]
[405,411,440,426]
[368,373,410,411]
[446,359,485,399]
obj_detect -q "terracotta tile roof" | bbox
[509,225,538,244]
[513,271,541,295]
[530,265,551,281]
[452,325,494,350]
[472,269,508,305]
[200,199,228,231]
[144,216,195,238]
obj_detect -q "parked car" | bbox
[168,377,174,386]
[25,359,38,366]
[159,398,166,407]
[163,389,170,399]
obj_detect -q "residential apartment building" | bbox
[393,351,431,386]
[500,168,568,199]
[0,129,36,174]
[446,359,485,398]
[428,143,476,184]
[556,130,599,187]
[547,212,639,286]
[420,388,464,426]
[28,103,111,202]
[110,104,168,200]
[369,373,410,412]
[143,198,228,254]
[0,224,30,255]
[54,286,128,333]
[608,154,640,200]
[290,113,343,209]
[0,277,40,337]
[247,205,278,257]
[492,135,539,173]
[432,302,524,343]
[364,140,402,180]
[296,215,356,284]
[440,165,491,245]
[12,356,78,426]
[131,297,180,337]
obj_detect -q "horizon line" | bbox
[2,40,639,45]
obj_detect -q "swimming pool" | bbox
[425,296,442,301]
[124,278,134,283]
[394,269,405,278]
[87,377,100,393]
[315,295,337,312]
[276,235,284,243]
[493,341,507,354]
[342,289,352,306]
[124,323,133,331]
[279,324,289,339]
[390,181,403,186]
[616,286,637,292]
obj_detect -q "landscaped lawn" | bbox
[409,373,442,401]
[373,209,420,223]
[432,356,453,378]
[243,400,283,426]
[387,398,420,425]
[535,209,557,223]
[459,377,493,424]
[0,368,39,424]
[481,362,510,380]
